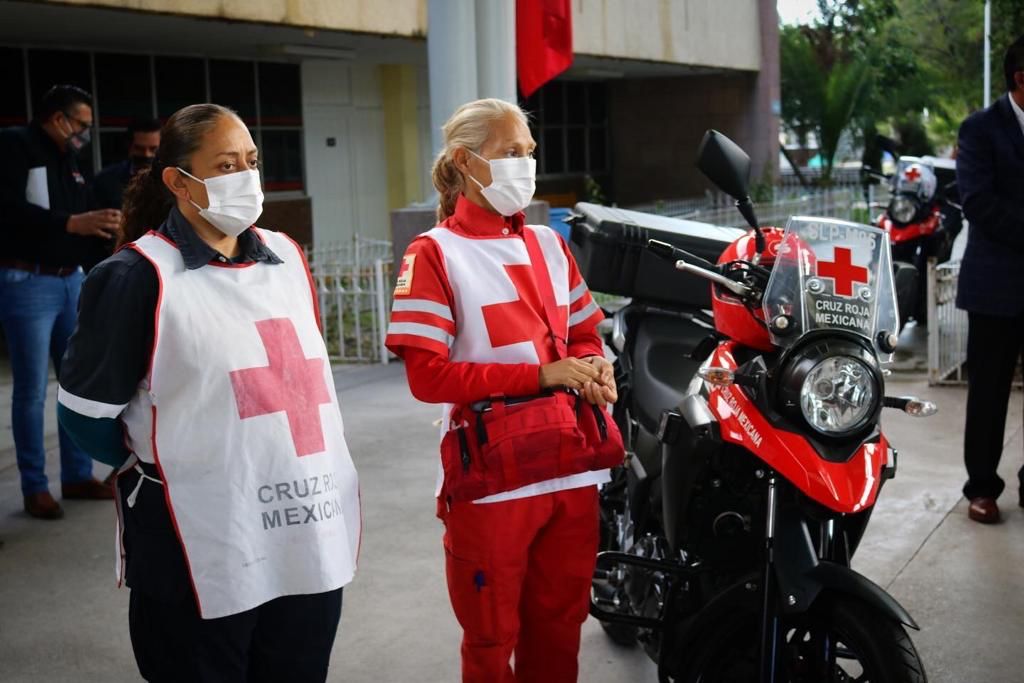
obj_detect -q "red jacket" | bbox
[386,196,604,404]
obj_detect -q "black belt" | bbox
[0,259,80,277]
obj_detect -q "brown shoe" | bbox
[62,478,115,501]
[968,497,1001,524]
[24,492,65,520]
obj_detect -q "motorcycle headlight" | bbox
[776,336,884,439]
[799,356,877,436]
[890,196,917,223]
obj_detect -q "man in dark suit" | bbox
[956,35,1024,524]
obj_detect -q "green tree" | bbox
[991,0,1024,95]
[819,61,872,180]
[897,0,983,120]
[780,0,917,182]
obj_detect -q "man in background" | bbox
[955,35,1024,524]
[92,117,160,210]
[0,84,120,520]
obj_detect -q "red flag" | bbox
[517,0,573,97]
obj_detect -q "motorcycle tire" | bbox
[673,594,926,683]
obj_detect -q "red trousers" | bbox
[442,485,599,683]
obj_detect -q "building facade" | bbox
[0,0,778,245]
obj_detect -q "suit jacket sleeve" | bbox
[956,112,1024,253]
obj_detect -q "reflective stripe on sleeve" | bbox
[386,322,454,347]
[569,282,589,304]
[390,298,454,322]
[568,300,601,327]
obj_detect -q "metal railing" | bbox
[926,259,967,385]
[633,188,868,229]
[306,236,394,364]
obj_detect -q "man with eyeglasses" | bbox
[0,84,121,520]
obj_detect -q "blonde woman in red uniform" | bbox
[386,98,620,682]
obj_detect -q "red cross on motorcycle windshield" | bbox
[762,217,900,360]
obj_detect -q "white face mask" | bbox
[469,151,536,217]
[177,168,264,238]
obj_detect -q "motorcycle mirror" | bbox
[696,130,763,249]
[698,366,735,387]
[696,130,752,201]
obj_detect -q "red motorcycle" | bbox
[587,131,935,682]
[865,147,962,328]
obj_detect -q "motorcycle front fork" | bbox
[759,474,780,683]
[758,474,840,683]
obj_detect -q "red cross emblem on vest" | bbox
[904,166,921,182]
[481,264,567,363]
[230,318,331,457]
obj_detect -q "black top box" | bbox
[569,202,745,309]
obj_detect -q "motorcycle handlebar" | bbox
[647,240,753,298]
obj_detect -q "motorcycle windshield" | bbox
[762,216,900,360]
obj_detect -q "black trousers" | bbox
[117,466,344,682]
[129,586,343,683]
[963,311,1024,500]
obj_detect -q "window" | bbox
[95,53,155,167]
[209,59,257,126]
[260,130,304,192]
[258,62,302,126]
[3,48,305,192]
[95,53,153,127]
[522,81,609,178]
[257,63,304,192]
[0,48,27,126]
[27,49,91,113]
[155,57,206,120]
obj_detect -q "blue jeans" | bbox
[0,266,93,495]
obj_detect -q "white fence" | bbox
[306,237,394,364]
[926,259,967,385]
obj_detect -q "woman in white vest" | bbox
[385,99,619,682]
[57,104,360,682]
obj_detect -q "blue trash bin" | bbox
[548,207,573,241]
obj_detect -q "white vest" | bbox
[121,229,361,619]
[424,225,609,503]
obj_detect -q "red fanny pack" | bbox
[439,228,624,503]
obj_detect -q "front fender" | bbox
[773,504,918,629]
[804,561,919,630]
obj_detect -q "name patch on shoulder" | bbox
[394,254,416,296]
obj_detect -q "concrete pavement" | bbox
[0,362,1022,682]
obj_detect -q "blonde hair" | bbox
[431,98,529,222]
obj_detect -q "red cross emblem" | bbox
[904,166,921,182]
[816,247,870,298]
[229,318,331,457]
[481,264,566,362]
[394,254,415,296]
